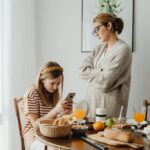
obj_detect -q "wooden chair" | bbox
[14,97,47,150]
[143,99,150,121]
[14,97,25,150]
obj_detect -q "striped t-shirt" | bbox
[22,87,53,146]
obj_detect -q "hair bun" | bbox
[113,17,124,34]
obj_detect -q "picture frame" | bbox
[81,0,134,52]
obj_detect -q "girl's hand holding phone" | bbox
[63,93,75,113]
[54,93,75,115]
[55,99,66,113]
[63,100,73,113]
[54,99,72,113]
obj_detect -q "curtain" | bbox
[0,0,37,149]
[0,0,2,124]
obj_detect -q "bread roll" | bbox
[52,118,60,125]
[58,118,67,126]
[52,118,68,126]
[103,127,134,143]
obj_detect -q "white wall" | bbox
[127,0,150,118]
[11,0,37,96]
[36,0,88,100]
[36,0,150,119]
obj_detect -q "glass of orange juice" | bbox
[133,105,145,128]
[73,100,88,124]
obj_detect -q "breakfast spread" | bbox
[86,117,145,148]
[39,115,145,148]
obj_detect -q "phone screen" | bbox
[65,93,76,101]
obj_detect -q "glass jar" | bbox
[96,107,107,122]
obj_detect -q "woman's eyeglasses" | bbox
[92,25,103,36]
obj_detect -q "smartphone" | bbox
[65,93,76,101]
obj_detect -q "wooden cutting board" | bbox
[87,133,143,149]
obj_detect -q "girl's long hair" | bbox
[34,61,63,106]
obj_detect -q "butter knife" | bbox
[81,136,108,150]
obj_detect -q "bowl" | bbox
[39,119,54,125]
[72,125,88,136]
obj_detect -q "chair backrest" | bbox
[143,99,150,121]
[14,97,25,150]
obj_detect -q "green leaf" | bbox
[97,0,105,5]
[110,0,117,5]
[96,0,122,16]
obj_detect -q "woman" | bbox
[80,13,132,118]
[22,61,72,150]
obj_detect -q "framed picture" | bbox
[81,0,134,52]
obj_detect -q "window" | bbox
[0,0,2,123]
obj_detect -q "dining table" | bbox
[36,129,145,150]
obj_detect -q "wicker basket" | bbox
[39,120,72,138]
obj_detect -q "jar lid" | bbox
[96,107,106,115]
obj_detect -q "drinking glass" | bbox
[73,100,88,125]
[133,105,145,128]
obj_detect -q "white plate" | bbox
[126,118,148,126]
[142,130,150,140]
[142,130,150,134]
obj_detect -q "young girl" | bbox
[22,61,72,150]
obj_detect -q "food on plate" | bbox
[93,122,105,131]
[144,125,150,133]
[103,127,134,143]
[72,124,88,129]
[105,118,115,127]
[72,125,88,135]
[115,117,127,124]
[112,123,132,130]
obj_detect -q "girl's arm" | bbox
[28,99,68,129]
[28,107,58,129]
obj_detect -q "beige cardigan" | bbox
[80,40,132,118]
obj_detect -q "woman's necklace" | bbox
[104,47,107,55]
